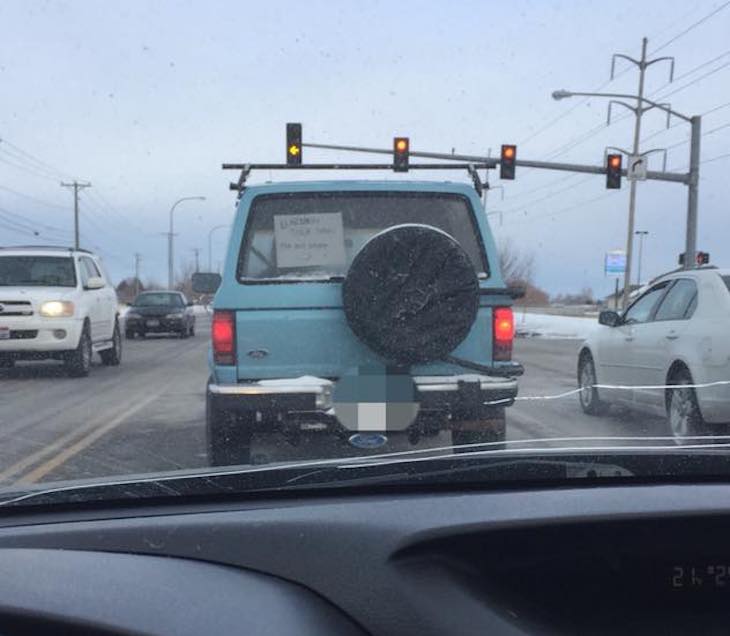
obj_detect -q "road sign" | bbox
[605,250,626,275]
[627,155,647,181]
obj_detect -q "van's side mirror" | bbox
[192,272,221,294]
[598,310,621,327]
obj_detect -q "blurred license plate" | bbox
[0,327,9,339]
[146,320,160,327]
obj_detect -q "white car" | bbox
[578,267,730,441]
[0,246,122,377]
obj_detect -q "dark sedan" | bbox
[124,291,195,339]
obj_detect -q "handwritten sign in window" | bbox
[274,213,346,269]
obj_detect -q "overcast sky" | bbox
[1,0,728,296]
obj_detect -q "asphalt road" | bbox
[0,319,668,488]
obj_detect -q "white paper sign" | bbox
[274,213,346,269]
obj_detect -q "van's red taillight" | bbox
[493,307,514,361]
[212,310,235,365]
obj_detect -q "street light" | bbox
[208,224,229,272]
[635,230,649,286]
[552,88,700,307]
[168,196,205,289]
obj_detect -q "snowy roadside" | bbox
[514,311,599,340]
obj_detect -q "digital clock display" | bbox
[671,564,730,589]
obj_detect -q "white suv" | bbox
[0,246,122,377]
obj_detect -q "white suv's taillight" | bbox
[212,310,235,365]
[493,307,514,362]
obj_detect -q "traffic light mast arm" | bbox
[301,141,689,184]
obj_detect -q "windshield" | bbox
[0,256,76,287]
[1,1,729,506]
[134,293,184,307]
[238,192,487,280]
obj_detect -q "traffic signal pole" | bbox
[685,115,702,273]
[301,141,688,183]
[621,37,648,308]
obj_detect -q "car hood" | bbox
[0,287,77,304]
[128,306,182,317]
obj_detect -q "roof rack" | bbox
[0,245,93,254]
[221,162,493,198]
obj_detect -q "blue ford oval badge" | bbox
[348,433,388,449]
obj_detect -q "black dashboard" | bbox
[1,483,730,635]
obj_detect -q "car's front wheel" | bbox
[578,351,608,415]
[66,323,92,377]
[206,388,253,466]
[451,408,506,452]
[100,319,122,366]
[667,368,706,445]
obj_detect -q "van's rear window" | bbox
[237,192,488,281]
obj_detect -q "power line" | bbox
[0,137,76,180]
[0,184,67,209]
[701,151,730,165]
[500,175,595,216]
[0,205,72,237]
[672,48,730,83]
[517,5,718,149]
[504,190,622,226]
[656,59,730,100]
[0,155,59,182]
[650,1,730,54]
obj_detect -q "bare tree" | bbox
[498,238,535,285]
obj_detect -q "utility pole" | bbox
[167,196,205,289]
[60,181,92,249]
[635,231,648,286]
[191,248,200,272]
[607,38,674,308]
[134,253,142,298]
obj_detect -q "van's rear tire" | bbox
[206,389,253,467]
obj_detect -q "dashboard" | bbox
[0,483,730,634]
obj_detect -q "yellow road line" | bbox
[0,421,99,483]
[16,391,161,485]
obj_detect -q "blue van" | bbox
[196,180,523,465]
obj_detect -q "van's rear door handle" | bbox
[666,333,679,340]
[625,336,634,342]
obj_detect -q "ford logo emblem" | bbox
[348,433,388,449]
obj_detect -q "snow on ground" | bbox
[514,311,599,340]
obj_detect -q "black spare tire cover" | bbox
[342,224,480,364]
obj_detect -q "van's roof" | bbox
[241,180,479,197]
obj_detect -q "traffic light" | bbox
[286,123,302,165]
[606,154,622,189]
[500,145,516,180]
[678,251,710,266]
[393,137,409,172]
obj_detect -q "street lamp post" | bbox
[168,196,205,289]
[635,230,648,286]
[208,224,229,272]
[552,89,699,307]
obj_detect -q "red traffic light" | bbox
[393,137,409,172]
[606,153,622,189]
[500,145,516,180]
